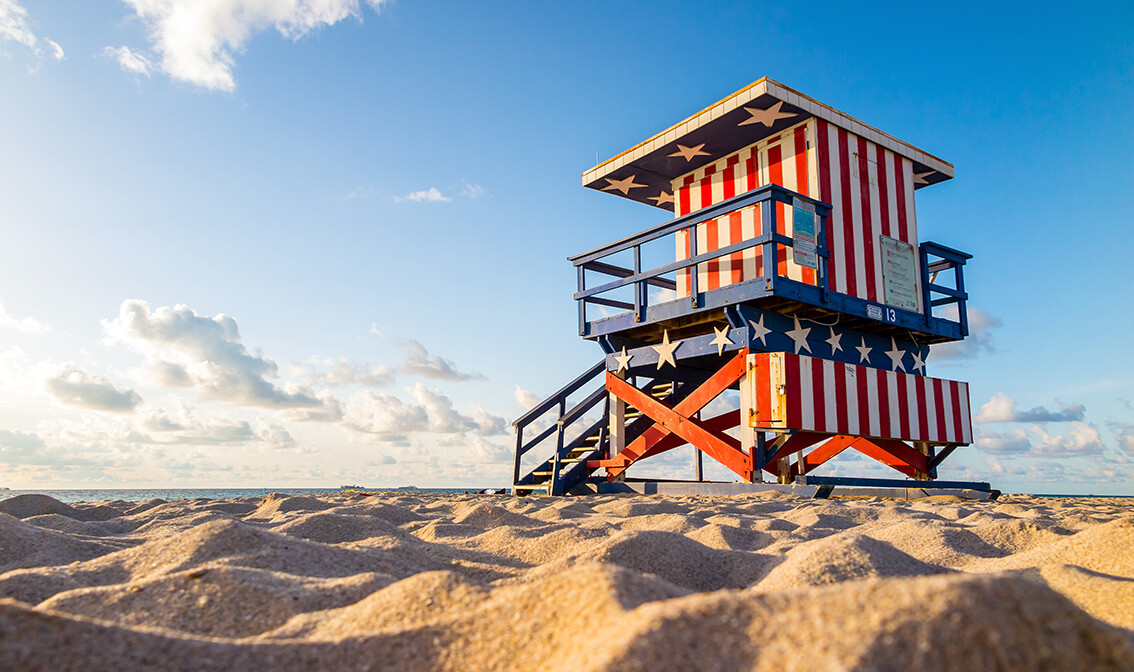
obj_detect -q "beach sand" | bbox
[0,490,1132,671]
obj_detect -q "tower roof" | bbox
[582,78,953,210]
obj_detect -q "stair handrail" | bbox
[513,360,605,429]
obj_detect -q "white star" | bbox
[885,337,906,372]
[825,327,843,355]
[648,190,675,206]
[710,326,734,356]
[653,330,680,369]
[738,100,795,128]
[855,337,873,364]
[911,349,926,374]
[749,314,771,346]
[913,171,933,185]
[785,317,811,354]
[602,175,647,195]
[668,143,710,161]
[614,347,633,374]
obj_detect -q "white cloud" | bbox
[975,422,1105,458]
[398,338,485,381]
[0,294,49,333]
[103,45,153,76]
[0,0,36,49]
[0,0,63,61]
[341,383,507,444]
[456,181,488,199]
[104,300,324,410]
[295,356,394,387]
[116,0,386,91]
[974,392,1086,424]
[45,37,63,60]
[514,385,540,411]
[931,307,1001,363]
[43,363,143,413]
[395,187,451,203]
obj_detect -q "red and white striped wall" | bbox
[749,352,972,444]
[673,118,924,314]
[674,120,817,295]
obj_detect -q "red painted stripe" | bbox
[817,120,836,294]
[753,205,765,277]
[700,173,713,210]
[898,372,912,440]
[812,357,826,432]
[876,368,891,438]
[755,354,771,424]
[933,377,948,442]
[746,154,757,192]
[833,362,848,433]
[893,153,909,243]
[722,163,736,201]
[768,144,788,277]
[784,354,801,428]
[729,210,743,285]
[876,147,892,239]
[858,136,877,302]
[837,128,857,296]
[915,374,929,441]
[856,364,870,436]
[680,181,691,217]
[704,217,720,290]
[950,381,964,443]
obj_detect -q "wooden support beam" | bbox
[762,432,830,476]
[789,435,863,479]
[849,438,926,479]
[599,352,750,480]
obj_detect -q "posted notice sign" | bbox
[792,197,818,270]
[880,235,919,311]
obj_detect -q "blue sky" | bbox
[1,0,1131,493]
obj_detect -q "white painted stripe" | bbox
[884,148,898,239]
[868,142,885,303]
[822,359,838,432]
[847,131,867,300]
[828,123,847,295]
[924,376,938,442]
[844,363,860,435]
[904,374,920,441]
[865,365,880,437]
[798,356,815,431]
[887,371,901,439]
[959,382,971,443]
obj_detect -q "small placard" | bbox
[880,235,919,312]
[792,197,817,270]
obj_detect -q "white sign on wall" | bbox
[792,197,817,270]
[880,235,919,312]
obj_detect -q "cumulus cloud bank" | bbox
[342,383,507,444]
[931,307,1001,363]
[116,0,386,91]
[975,422,1105,458]
[975,392,1086,424]
[398,339,485,381]
[105,300,323,410]
[44,363,142,413]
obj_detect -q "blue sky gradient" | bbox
[1,0,1132,493]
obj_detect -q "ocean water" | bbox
[0,487,485,504]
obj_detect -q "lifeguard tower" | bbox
[512,78,993,498]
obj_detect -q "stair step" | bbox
[531,470,552,477]
[512,484,550,491]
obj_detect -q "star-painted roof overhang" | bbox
[582,78,954,211]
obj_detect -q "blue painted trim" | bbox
[799,475,991,491]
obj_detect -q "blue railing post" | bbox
[688,226,699,308]
[920,245,932,327]
[577,265,586,336]
[634,245,644,322]
[762,199,776,281]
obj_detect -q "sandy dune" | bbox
[0,491,1131,671]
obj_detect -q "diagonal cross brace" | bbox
[599,351,752,480]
